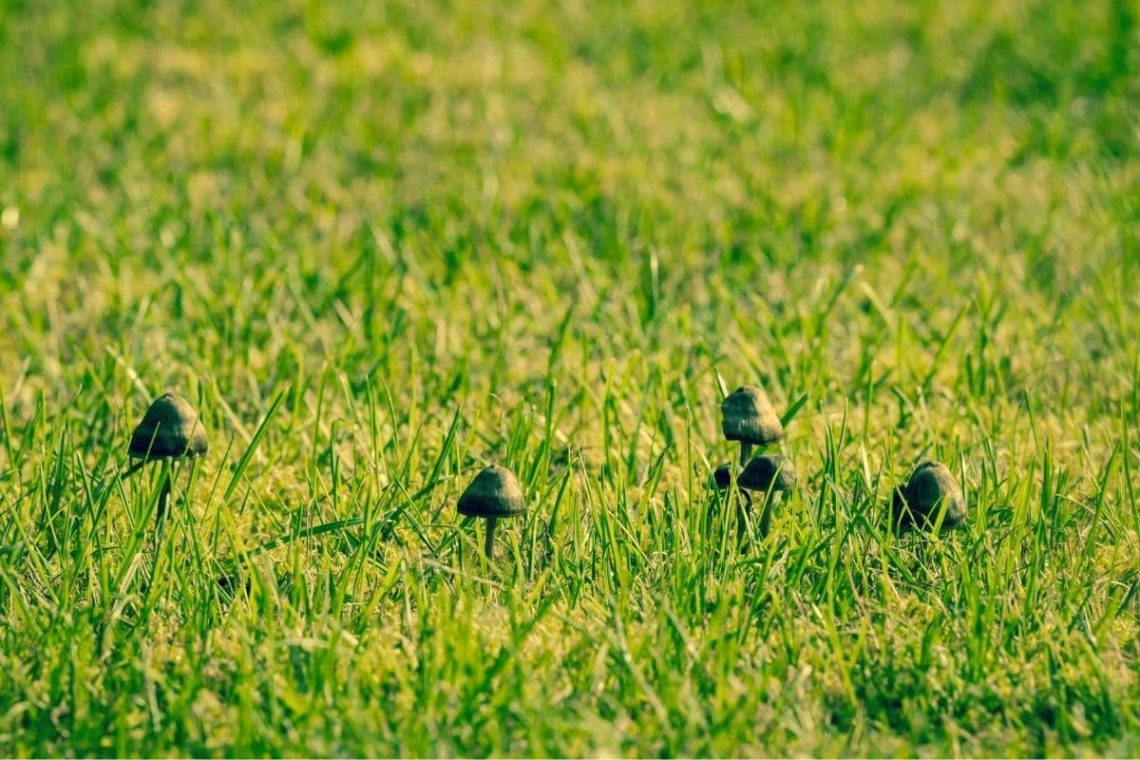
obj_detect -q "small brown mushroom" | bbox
[711,463,734,490]
[128,392,208,521]
[721,385,783,465]
[458,465,526,559]
[891,460,967,533]
[710,463,752,535]
[739,454,796,539]
[738,454,796,493]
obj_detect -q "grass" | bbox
[1,0,1138,755]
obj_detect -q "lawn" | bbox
[1,0,1138,755]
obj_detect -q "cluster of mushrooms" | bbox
[713,385,796,543]
[121,385,966,563]
[713,384,966,539]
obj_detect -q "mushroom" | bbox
[128,392,208,521]
[738,454,796,539]
[891,460,967,533]
[711,462,734,490]
[710,462,752,535]
[458,465,526,560]
[721,385,783,465]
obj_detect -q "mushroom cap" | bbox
[710,464,752,512]
[721,385,783,445]
[128,392,208,460]
[738,454,796,492]
[712,463,734,490]
[458,465,526,518]
[891,460,967,531]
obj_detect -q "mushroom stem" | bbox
[735,497,749,548]
[156,461,172,523]
[739,441,753,466]
[758,493,777,539]
[484,517,498,560]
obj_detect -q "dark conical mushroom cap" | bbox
[458,465,526,518]
[721,385,783,445]
[712,463,734,490]
[891,460,967,531]
[738,454,796,492]
[128,392,209,460]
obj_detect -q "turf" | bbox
[1,0,1138,756]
